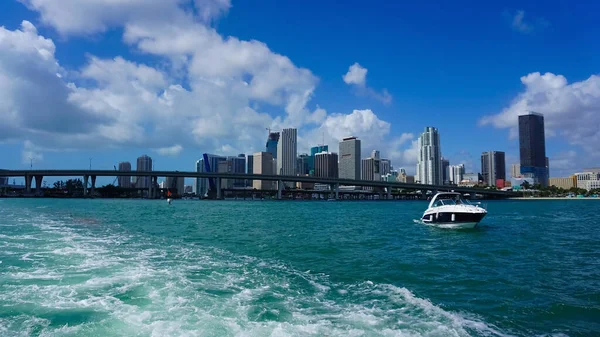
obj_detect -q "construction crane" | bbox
[112,165,118,185]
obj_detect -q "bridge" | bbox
[0,170,518,199]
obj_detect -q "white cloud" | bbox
[511,10,532,33]
[3,4,411,165]
[155,144,183,156]
[343,62,367,86]
[508,10,549,34]
[480,72,600,158]
[342,62,392,105]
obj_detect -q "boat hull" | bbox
[421,211,486,224]
[422,220,481,229]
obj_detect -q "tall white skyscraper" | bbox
[416,127,442,185]
[448,164,465,185]
[277,128,297,176]
[338,136,361,180]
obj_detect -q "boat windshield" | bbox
[431,195,473,207]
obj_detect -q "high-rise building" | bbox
[519,112,548,186]
[165,176,185,194]
[196,154,227,197]
[277,128,297,176]
[416,127,442,185]
[441,158,450,184]
[253,152,275,190]
[297,154,310,175]
[135,155,152,188]
[218,160,234,189]
[448,164,465,185]
[118,161,132,188]
[314,152,338,178]
[481,151,506,186]
[380,159,391,177]
[266,132,280,159]
[511,164,521,178]
[246,154,254,187]
[309,145,328,175]
[338,136,361,180]
[228,154,246,188]
[361,153,380,181]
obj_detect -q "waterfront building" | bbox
[519,112,548,186]
[549,177,576,190]
[416,127,442,185]
[481,151,506,186]
[442,158,450,184]
[511,164,521,178]
[309,145,328,174]
[228,154,246,188]
[118,161,132,188]
[297,153,310,175]
[246,154,254,187]
[253,152,275,190]
[314,152,338,178]
[380,159,391,178]
[135,155,152,188]
[266,132,280,159]
[575,172,600,191]
[338,137,361,180]
[218,160,233,189]
[511,177,535,190]
[196,154,227,197]
[462,172,481,184]
[448,164,465,185]
[361,151,381,181]
[165,176,185,194]
[277,128,297,177]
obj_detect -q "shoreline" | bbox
[509,197,600,200]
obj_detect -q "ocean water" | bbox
[0,199,598,337]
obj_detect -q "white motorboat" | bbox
[421,192,487,229]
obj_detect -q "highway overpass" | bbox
[0,170,518,199]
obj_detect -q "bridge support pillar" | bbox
[83,175,89,196]
[421,190,427,200]
[25,175,32,194]
[34,175,43,195]
[277,180,283,200]
[216,178,222,199]
[90,176,96,197]
[335,183,339,200]
[387,186,392,200]
[152,176,158,199]
[471,192,476,200]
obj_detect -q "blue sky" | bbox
[1,0,599,185]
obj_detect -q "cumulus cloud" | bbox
[342,63,392,105]
[155,144,183,156]
[480,72,600,158]
[343,63,367,86]
[4,2,410,166]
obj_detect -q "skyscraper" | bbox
[309,145,328,174]
[314,152,338,178]
[228,154,246,187]
[297,154,310,175]
[277,128,297,176]
[511,164,521,178]
[266,132,280,159]
[246,154,254,187]
[416,127,442,185]
[165,176,185,194]
[338,137,361,180]
[448,164,465,185]
[253,152,275,190]
[361,151,381,181]
[481,151,506,186]
[135,155,152,188]
[118,161,132,188]
[519,112,548,186]
[441,158,450,184]
[196,154,227,197]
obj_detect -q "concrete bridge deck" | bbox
[0,170,519,199]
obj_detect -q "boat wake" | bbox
[0,210,512,337]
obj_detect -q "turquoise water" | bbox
[0,199,598,337]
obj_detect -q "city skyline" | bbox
[1,1,599,180]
